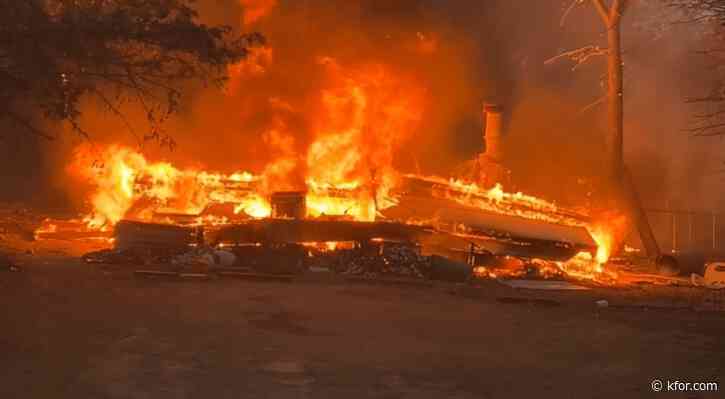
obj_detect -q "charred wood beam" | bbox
[211,219,430,246]
[398,176,591,225]
[114,220,195,251]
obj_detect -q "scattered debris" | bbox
[171,248,236,267]
[496,297,561,307]
[82,248,180,265]
[334,242,432,279]
[607,303,693,312]
[115,220,195,252]
[0,204,44,241]
[596,299,609,308]
[261,361,306,374]
[691,263,725,289]
[134,270,179,278]
[428,255,473,282]
[499,279,591,291]
[179,273,211,280]
[656,254,679,276]
[233,243,307,275]
[217,271,294,282]
[618,271,688,287]
[0,252,20,272]
[344,275,433,288]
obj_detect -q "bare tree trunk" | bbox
[607,20,624,181]
[596,0,661,257]
[610,4,661,257]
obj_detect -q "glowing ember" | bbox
[557,251,619,282]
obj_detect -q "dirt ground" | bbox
[1,258,724,399]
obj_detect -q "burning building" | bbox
[30,0,636,283]
[37,128,617,282]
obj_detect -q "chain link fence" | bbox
[645,209,724,255]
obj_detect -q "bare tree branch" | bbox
[561,0,586,27]
[688,122,725,135]
[609,0,626,25]
[580,95,608,113]
[591,0,611,25]
[2,109,56,140]
[545,45,610,69]
[694,109,725,119]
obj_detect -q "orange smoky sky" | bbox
[238,0,277,25]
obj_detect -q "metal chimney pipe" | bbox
[483,103,503,163]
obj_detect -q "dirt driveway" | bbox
[1,260,724,398]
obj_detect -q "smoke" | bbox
[63,0,490,174]
[237,0,277,25]
[484,0,725,212]
[623,0,725,212]
[3,0,722,218]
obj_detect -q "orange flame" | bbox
[64,53,630,283]
[70,144,271,228]
[588,214,629,265]
[412,173,628,276]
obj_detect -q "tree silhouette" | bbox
[669,0,725,136]
[0,0,263,143]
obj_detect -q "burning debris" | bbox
[54,154,620,284]
[41,39,623,283]
[47,119,628,284]
[334,243,432,279]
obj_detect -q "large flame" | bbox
[70,142,626,278]
[70,58,424,226]
[65,55,627,282]
[69,144,627,281]
[303,59,423,220]
[70,144,271,229]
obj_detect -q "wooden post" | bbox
[607,12,624,180]
[622,167,660,257]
